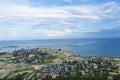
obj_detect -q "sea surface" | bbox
[0,38,120,57]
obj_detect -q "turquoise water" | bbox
[0,38,120,57]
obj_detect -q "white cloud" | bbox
[10,31,17,38]
[46,30,64,37]
[0,4,103,22]
[3,2,117,21]
[0,1,119,22]
[8,6,70,19]
[60,21,73,25]
[65,29,72,33]
[64,0,89,3]
[78,0,89,2]
[45,29,72,37]
[72,15,100,20]
[0,0,120,39]
[64,0,72,3]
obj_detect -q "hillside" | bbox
[0,48,76,79]
[0,48,120,80]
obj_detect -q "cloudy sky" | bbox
[0,0,120,40]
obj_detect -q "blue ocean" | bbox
[0,38,120,57]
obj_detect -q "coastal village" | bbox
[38,57,120,77]
[0,48,120,80]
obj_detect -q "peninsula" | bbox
[0,48,120,80]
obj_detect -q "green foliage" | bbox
[113,74,120,80]
[30,66,35,70]
[53,74,120,80]
[1,72,120,80]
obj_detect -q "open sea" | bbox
[0,38,120,57]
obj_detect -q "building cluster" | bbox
[11,48,55,63]
[38,57,120,77]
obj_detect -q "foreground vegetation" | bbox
[1,72,120,80]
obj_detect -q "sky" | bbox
[0,0,120,40]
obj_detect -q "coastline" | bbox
[0,38,120,57]
[0,48,120,79]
